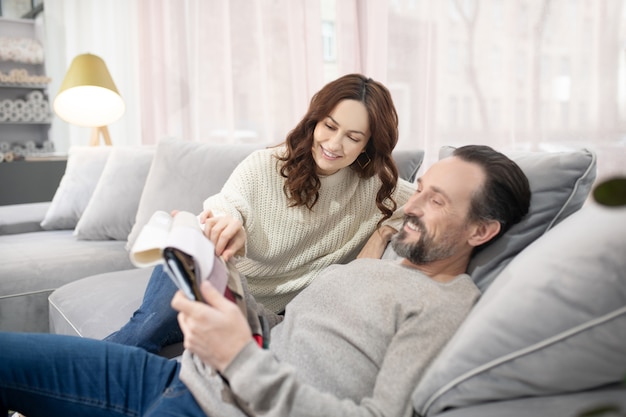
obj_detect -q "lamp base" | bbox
[90,126,112,146]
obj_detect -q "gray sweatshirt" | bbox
[179,258,480,417]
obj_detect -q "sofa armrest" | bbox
[0,202,50,235]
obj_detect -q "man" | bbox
[0,145,530,417]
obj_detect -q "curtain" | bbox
[376,0,626,179]
[135,0,325,146]
[44,0,625,181]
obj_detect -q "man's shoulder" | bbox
[329,258,425,281]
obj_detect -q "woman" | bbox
[104,73,416,353]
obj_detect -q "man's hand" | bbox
[172,281,252,372]
[199,210,246,261]
[357,225,397,259]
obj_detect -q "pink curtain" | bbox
[46,0,625,181]
[135,0,324,146]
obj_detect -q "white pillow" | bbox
[413,201,626,416]
[126,140,265,250]
[74,146,155,240]
[40,147,112,230]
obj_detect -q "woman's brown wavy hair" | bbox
[276,73,400,223]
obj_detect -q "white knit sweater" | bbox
[203,147,416,312]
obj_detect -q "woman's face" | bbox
[311,99,370,176]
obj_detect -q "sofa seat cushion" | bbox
[48,268,184,358]
[0,230,133,332]
[49,268,151,339]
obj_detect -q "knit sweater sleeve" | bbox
[220,301,453,417]
[201,148,274,257]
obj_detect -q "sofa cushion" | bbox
[394,148,423,183]
[48,267,184,358]
[74,146,155,240]
[125,140,267,249]
[459,147,597,290]
[412,201,626,416]
[40,146,112,230]
[48,268,152,339]
[0,230,133,333]
[384,147,597,291]
[126,141,424,250]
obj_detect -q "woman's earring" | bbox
[357,152,371,169]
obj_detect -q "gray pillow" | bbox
[126,140,265,250]
[40,146,112,230]
[457,147,597,290]
[413,201,626,416]
[392,149,423,183]
[385,147,597,291]
[74,146,155,240]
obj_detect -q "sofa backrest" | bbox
[37,139,424,248]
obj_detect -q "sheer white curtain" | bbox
[44,0,326,150]
[44,0,625,181]
[373,0,626,180]
[135,0,326,146]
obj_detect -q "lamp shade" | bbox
[53,53,125,127]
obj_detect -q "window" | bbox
[322,21,336,62]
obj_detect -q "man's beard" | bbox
[391,215,459,265]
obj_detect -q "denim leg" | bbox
[0,332,205,417]
[104,265,184,353]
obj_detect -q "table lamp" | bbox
[53,53,125,146]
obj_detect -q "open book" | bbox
[130,210,268,348]
[129,210,230,302]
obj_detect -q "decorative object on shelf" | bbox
[0,90,52,122]
[0,16,51,150]
[0,36,44,64]
[0,139,55,162]
[0,68,51,85]
[0,0,33,19]
[53,53,125,146]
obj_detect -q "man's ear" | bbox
[468,220,501,248]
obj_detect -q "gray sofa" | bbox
[0,140,424,335]
[1,139,624,417]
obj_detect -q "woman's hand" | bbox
[199,210,246,261]
[171,282,252,372]
[356,225,397,259]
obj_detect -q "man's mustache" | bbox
[402,215,425,234]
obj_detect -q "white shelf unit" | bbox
[0,17,51,148]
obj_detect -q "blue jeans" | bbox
[0,332,205,416]
[104,265,183,354]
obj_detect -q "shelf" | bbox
[0,83,48,88]
[0,121,51,125]
[0,14,50,149]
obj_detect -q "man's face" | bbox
[391,156,485,265]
